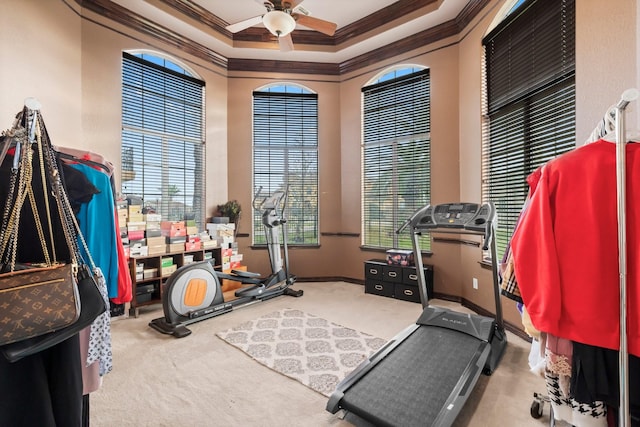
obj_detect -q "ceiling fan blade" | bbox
[293,14,337,36]
[278,33,294,52]
[226,15,263,33]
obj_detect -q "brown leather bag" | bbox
[0,263,79,346]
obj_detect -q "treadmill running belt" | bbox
[340,326,487,427]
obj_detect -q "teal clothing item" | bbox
[70,163,119,298]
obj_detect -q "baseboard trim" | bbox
[294,276,530,342]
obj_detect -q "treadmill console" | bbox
[413,202,495,234]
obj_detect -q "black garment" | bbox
[0,334,83,426]
[60,162,100,214]
[571,341,640,425]
[0,113,97,426]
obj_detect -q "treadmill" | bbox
[326,202,507,427]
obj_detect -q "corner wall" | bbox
[0,0,82,141]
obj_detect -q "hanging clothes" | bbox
[0,117,99,426]
[511,139,640,356]
[67,162,115,378]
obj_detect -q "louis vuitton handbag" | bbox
[0,108,107,361]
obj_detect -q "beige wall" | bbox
[2,0,638,330]
[0,0,83,142]
[576,0,639,142]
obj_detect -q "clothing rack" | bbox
[613,88,638,427]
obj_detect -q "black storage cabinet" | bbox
[364,259,434,303]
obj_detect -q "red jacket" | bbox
[512,140,640,356]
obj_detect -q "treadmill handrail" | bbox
[397,202,504,330]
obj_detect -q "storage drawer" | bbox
[136,283,156,295]
[382,265,403,283]
[394,283,421,303]
[402,266,434,300]
[365,279,394,298]
[364,260,386,280]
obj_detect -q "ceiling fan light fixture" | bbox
[262,10,296,38]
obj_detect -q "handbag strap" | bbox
[0,122,54,269]
[0,108,83,272]
[35,113,91,270]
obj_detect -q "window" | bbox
[252,84,319,245]
[482,0,575,257]
[362,67,431,250]
[121,52,205,229]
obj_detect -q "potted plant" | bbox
[216,200,242,237]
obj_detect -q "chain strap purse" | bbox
[0,108,107,361]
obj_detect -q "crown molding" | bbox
[77,0,491,75]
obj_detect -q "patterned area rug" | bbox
[216,308,386,397]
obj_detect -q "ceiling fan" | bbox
[225,0,338,52]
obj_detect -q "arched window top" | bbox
[125,49,201,79]
[485,0,527,36]
[255,82,315,94]
[367,65,427,86]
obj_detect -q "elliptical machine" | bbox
[232,186,300,297]
[148,187,303,338]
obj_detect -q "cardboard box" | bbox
[128,230,145,241]
[127,221,146,231]
[386,249,415,266]
[129,238,146,247]
[161,221,185,229]
[128,205,142,215]
[143,268,158,279]
[144,213,162,222]
[147,244,167,255]
[166,243,184,253]
[202,239,218,249]
[128,213,144,223]
[161,228,186,237]
[186,226,199,235]
[130,246,148,257]
[184,241,202,251]
[145,229,162,238]
[166,236,187,244]
[161,264,177,277]
[146,236,165,247]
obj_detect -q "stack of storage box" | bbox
[206,221,243,271]
[160,256,177,277]
[127,204,147,257]
[117,200,130,258]
[145,213,165,255]
[161,221,186,253]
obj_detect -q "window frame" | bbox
[481,0,576,259]
[121,51,206,229]
[251,84,320,247]
[361,67,431,251]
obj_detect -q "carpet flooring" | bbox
[90,281,551,426]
